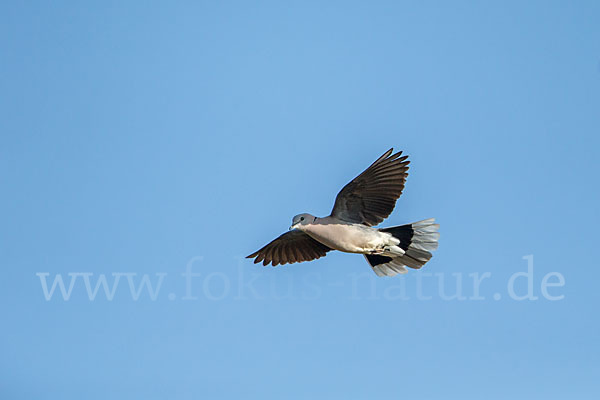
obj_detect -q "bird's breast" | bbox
[303,223,385,253]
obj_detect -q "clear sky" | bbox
[1,1,599,399]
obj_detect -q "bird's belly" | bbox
[304,223,385,254]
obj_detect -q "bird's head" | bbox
[290,213,316,230]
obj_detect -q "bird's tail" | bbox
[364,218,440,277]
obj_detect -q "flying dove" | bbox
[246,149,439,276]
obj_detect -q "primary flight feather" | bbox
[246,148,439,277]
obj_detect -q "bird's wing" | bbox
[330,148,410,226]
[246,230,332,266]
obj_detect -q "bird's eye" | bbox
[300,217,304,221]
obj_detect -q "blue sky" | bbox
[1,1,599,399]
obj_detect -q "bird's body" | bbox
[300,217,394,254]
[247,148,439,277]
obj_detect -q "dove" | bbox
[247,149,439,276]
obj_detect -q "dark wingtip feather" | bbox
[389,150,404,160]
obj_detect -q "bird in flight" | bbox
[246,149,439,276]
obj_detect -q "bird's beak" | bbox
[289,223,298,231]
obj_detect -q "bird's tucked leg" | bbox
[382,245,406,256]
[369,245,386,255]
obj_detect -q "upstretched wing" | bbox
[330,148,409,226]
[246,230,332,266]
